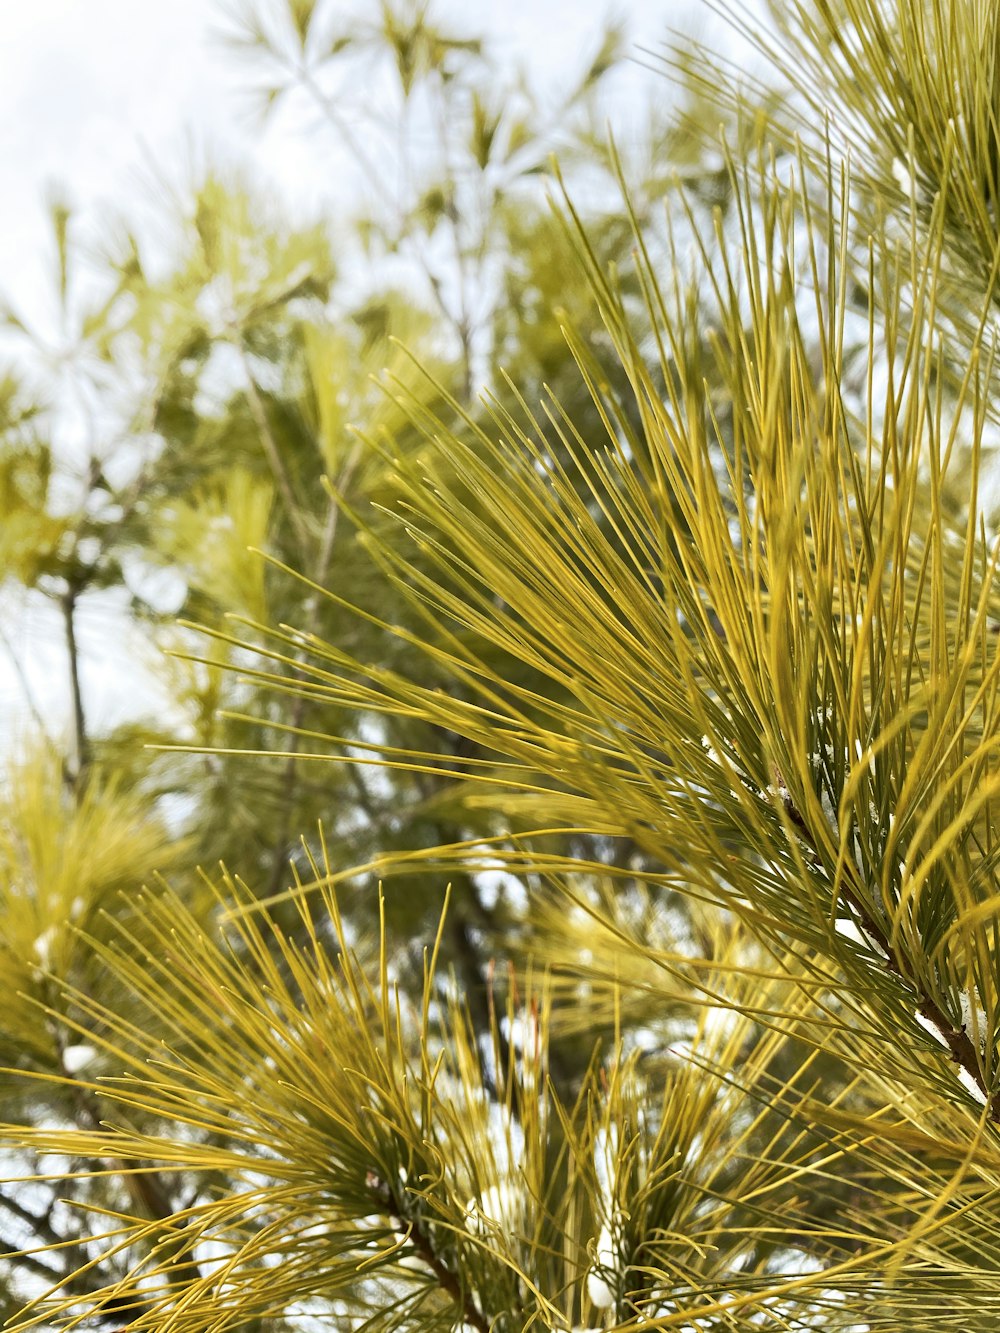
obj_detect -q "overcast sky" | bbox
[0,0,695,328]
[0,0,705,739]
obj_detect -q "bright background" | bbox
[0,0,703,735]
[0,1,696,330]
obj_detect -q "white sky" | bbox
[0,0,711,740]
[0,0,698,326]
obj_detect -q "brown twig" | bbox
[366,1169,489,1333]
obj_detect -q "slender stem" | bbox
[233,339,309,551]
[62,587,88,783]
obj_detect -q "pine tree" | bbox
[7,0,1000,1329]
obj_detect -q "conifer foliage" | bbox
[5,0,1000,1329]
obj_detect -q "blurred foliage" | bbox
[8,0,1000,1329]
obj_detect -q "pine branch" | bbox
[778,788,999,1119]
[365,1169,490,1333]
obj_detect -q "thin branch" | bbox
[0,1185,118,1304]
[62,587,88,784]
[0,1237,66,1285]
[0,1188,69,1251]
[366,1170,490,1333]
